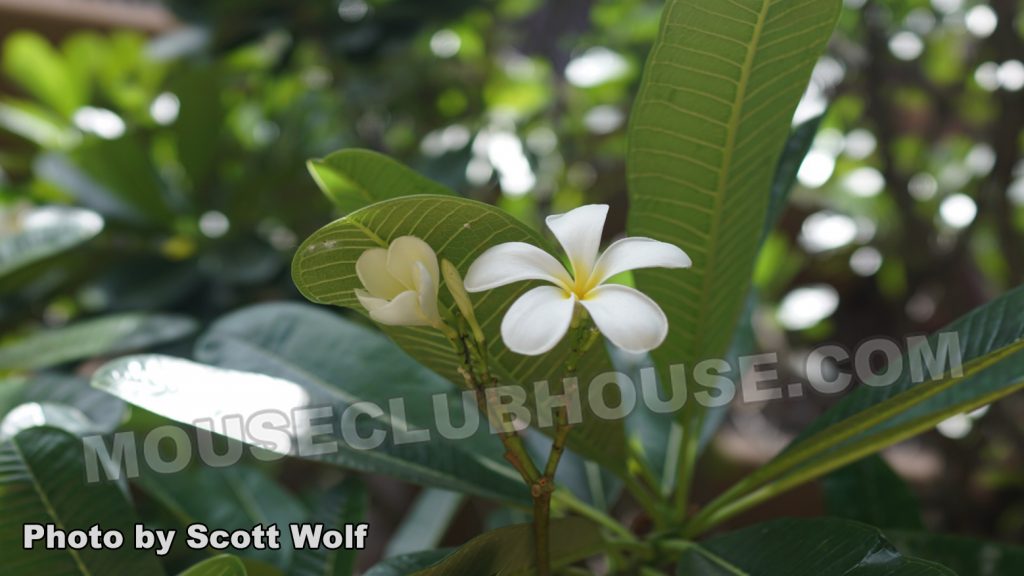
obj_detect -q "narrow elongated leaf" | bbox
[308,149,454,214]
[823,455,923,530]
[0,312,197,371]
[0,205,103,278]
[292,195,626,472]
[289,477,366,576]
[690,286,1024,533]
[138,464,307,569]
[178,555,249,576]
[675,518,954,575]
[626,0,840,380]
[886,531,1024,576]
[409,517,605,576]
[0,426,166,575]
[91,354,529,503]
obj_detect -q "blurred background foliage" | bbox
[1,0,1022,564]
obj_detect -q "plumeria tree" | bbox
[3,0,1024,575]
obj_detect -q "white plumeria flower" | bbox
[355,236,443,328]
[464,204,691,355]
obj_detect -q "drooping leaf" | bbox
[178,555,249,576]
[823,455,923,530]
[886,531,1024,576]
[0,312,197,371]
[0,205,104,278]
[0,426,166,575]
[675,518,954,575]
[409,517,605,576]
[137,463,307,569]
[91,354,529,503]
[308,149,454,214]
[292,195,627,472]
[0,402,103,440]
[289,477,367,576]
[0,373,125,432]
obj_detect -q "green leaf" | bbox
[823,455,923,530]
[886,531,1024,576]
[0,373,125,432]
[137,463,307,569]
[0,426,166,575]
[384,488,463,559]
[2,32,85,117]
[91,353,529,503]
[689,285,1024,533]
[674,518,955,575]
[409,517,605,575]
[289,478,366,576]
[626,0,841,374]
[292,195,627,472]
[308,149,454,214]
[0,312,197,372]
[0,402,103,440]
[178,555,249,576]
[363,551,453,576]
[0,205,104,278]
[761,113,825,243]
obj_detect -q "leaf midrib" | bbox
[11,434,95,576]
[692,0,771,361]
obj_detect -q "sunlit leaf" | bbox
[0,205,103,278]
[91,354,529,503]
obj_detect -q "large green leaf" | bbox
[409,517,605,576]
[0,205,104,278]
[0,426,166,575]
[689,285,1024,533]
[308,149,454,214]
[292,195,627,472]
[823,455,923,530]
[91,354,528,503]
[626,0,840,375]
[137,463,307,569]
[0,312,197,372]
[178,555,249,576]
[289,478,366,576]
[886,531,1024,576]
[674,518,954,575]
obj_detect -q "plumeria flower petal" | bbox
[355,236,442,328]
[463,242,572,292]
[465,204,691,355]
[591,237,692,285]
[579,285,668,353]
[500,286,578,356]
[545,203,608,279]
